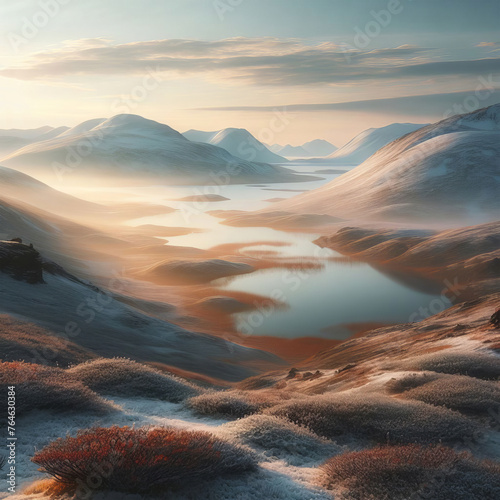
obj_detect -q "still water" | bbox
[75,163,453,339]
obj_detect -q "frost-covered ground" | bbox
[1,105,500,499]
[2,289,499,499]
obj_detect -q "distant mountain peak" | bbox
[183,127,286,163]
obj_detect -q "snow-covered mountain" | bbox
[270,139,337,158]
[183,127,286,163]
[0,126,70,158]
[273,105,500,223]
[0,126,56,140]
[303,140,338,157]
[326,123,427,166]
[3,115,308,185]
[275,144,310,158]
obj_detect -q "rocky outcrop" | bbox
[0,240,44,284]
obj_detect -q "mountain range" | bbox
[2,115,313,185]
[183,127,286,164]
[270,139,338,158]
[272,105,500,223]
[325,123,427,165]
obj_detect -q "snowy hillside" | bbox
[0,126,56,140]
[0,243,279,381]
[273,105,500,223]
[0,165,170,228]
[3,115,308,185]
[326,123,427,165]
[184,127,286,163]
[0,126,69,158]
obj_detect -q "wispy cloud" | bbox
[476,42,499,48]
[0,37,445,87]
[193,89,500,116]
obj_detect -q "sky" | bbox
[0,0,499,146]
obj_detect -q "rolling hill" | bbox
[183,127,286,163]
[264,106,500,223]
[3,115,310,185]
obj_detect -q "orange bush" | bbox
[32,426,255,494]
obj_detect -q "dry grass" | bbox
[187,391,262,419]
[397,373,500,419]
[0,361,116,416]
[403,350,500,380]
[187,389,302,419]
[320,445,500,500]
[68,358,201,402]
[0,314,94,366]
[267,393,479,445]
[220,414,340,464]
[385,372,441,394]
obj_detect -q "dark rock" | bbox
[338,363,357,373]
[286,367,299,379]
[490,308,500,328]
[0,241,44,284]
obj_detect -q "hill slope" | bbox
[303,139,338,157]
[276,144,311,158]
[326,123,427,165]
[184,127,286,163]
[3,115,308,185]
[271,106,500,223]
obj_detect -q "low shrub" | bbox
[320,445,500,500]
[32,426,256,494]
[220,414,340,465]
[68,358,200,403]
[187,389,301,419]
[267,393,478,445]
[0,361,115,416]
[404,351,500,380]
[385,372,441,394]
[399,374,500,419]
[187,391,261,419]
[0,314,93,366]
[236,375,277,391]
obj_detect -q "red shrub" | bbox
[32,426,255,493]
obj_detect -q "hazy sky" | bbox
[1,0,499,145]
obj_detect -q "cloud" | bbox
[193,89,500,117]
[0,37,444,86]
[476,42,499,48]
